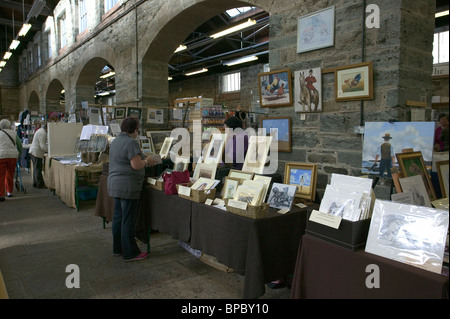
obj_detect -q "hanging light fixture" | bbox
[9,40,21,50]
[210,18,256,39]
[185,68,208,76]
[174,44,187,53]
[18,24,32,37]
[3,52,12,60]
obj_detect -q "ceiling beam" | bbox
[0,0,53,16]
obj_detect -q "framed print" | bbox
[267,183,297,210]
[284,162,318,201]
[297,6,335,54]
[147,130,173,154]
[234,185,263,206]
[258,69,293,107]
[228,169,254,181]
[294,68,322,112]
[396,151,437,202]
[365,200,449,274]
[436,160,449,198]
[253,174,272,203]
[399,175,432,208]
[222,177,241,200]
[204,134,226,164]
[335,61,373,102]
[242,136,273,174]
[192,162,217,180]
[173,156,190,172]
[127,107,142,119]
[159,137,174,159]
[261,117,291,152]
[114,107,126,119]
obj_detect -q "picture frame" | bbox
[261,117,291,152]
[204,134,226,164]
[222,177,241,200]
[267,182,297,210]
[192,162,217,180]
[114,107,126,119]
[399,175,432,207]
[294,68,322,113]
[147,130,173,154]
[253,174,272,203]
[436,160,449,198]
[396,151,437,202]
[127,107,142,119]
[173,156,190,172]
[234,185,263,206]
[284,162,318,201]
[242,136,273,174]
[228,169,254,181]
[335,61,373,102]
[159,137,174,159]
[258,69,293,107]
[297,6,335,54]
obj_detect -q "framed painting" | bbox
[204,134,226,164]
[147,130,173,154]
[114,107,126,119]
[127,107,142,119]
[192,162,217,180]
[242,136,273,174]
[297,6,335,54]
[258,69,293,107]
[396,151,437,201]
[159,137,174,159]
[294,68,322,112]
[436,160,449,198]
[228,169,254,181]
[261,117,291,152]
[267,183,297,210]
[222,177,241,200]
[284,162,318,201]
[335,61,373,102]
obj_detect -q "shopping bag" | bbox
[162,170,190,195]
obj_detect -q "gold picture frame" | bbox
[284,162,318,201]
[335,61,373,102]
[396,151,437,201]
[261,117,291,152]
[258,68,293,107]
[436,160,449,198]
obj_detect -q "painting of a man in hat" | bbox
[374,133,395,178]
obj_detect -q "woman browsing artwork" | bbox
[107,117,159,261]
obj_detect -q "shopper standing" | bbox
[107,116,158,261]
[0,119,22,201]
[29,123,48,188]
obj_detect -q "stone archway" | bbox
[28,91,40,114]
[46,79,65,113]
[140,0,265,107]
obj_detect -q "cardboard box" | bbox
[306,210,371,250]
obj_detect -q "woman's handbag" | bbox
[162,170,190,195]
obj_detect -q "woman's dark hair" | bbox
[224,116,243,129]
[120,116,140,134]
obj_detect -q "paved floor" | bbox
[0,167,291,299]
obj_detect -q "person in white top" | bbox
[0,119,22,201]
[29,123,48,188]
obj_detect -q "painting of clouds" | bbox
[361,122,435,175]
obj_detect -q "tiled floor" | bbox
[0,168,291,299]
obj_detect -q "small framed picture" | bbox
[261,117,291,152]
[436,160,449,198]
[399,175,432,207]
[284,162,318,201]
[228,169,254,181]
[396,151,437,201]
[114,107,126,119]
[258,69,293,107]
[297,6,335,54]
[159,137,174,159]
[335,61,373,102]
[192,162,218,180]
[267,183,297,210]
[222,177,241,200]
[127,107,142,119]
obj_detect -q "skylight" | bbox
[226,7,255,18]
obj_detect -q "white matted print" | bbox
[294,68,322,112]
[399,175,432,208]
[365,200,449,274]
[267,183,297,210]
[297,6,335,54]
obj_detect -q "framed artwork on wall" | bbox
[297,6,335,54]
[261,117,291,152]
[396,151,437,202]
[114,107,126,119]
[127,107,142,119]
[294,68,322,112]
[284,162,318,201]
[258,69,293,107]
[335,61,373,101]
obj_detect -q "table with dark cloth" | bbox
[290,234,449,299]
[189,202,309,299]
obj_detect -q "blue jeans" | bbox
[112,198,141,260]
